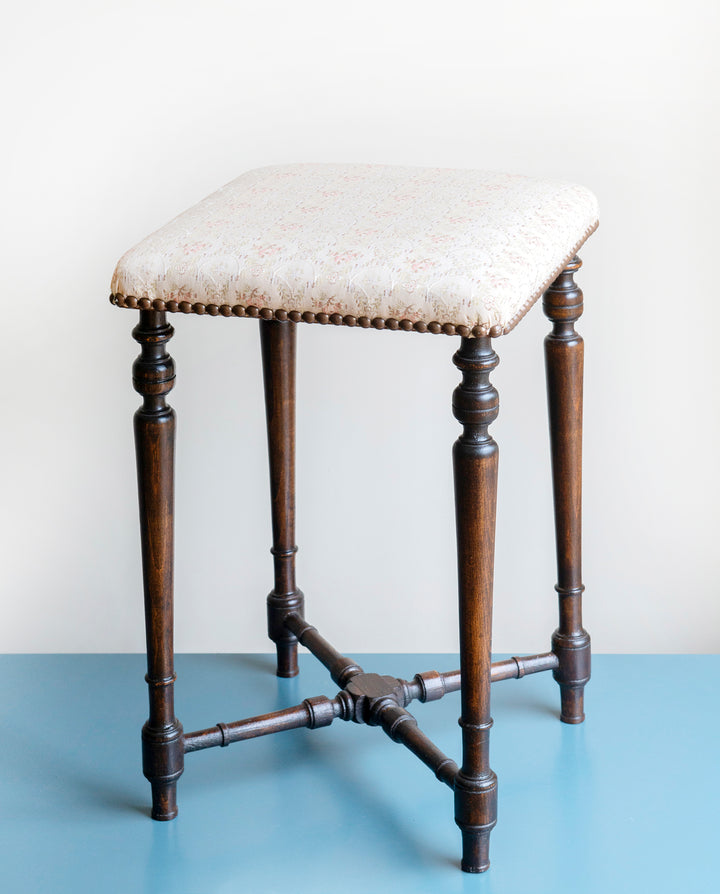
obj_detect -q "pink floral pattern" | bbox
[111,164,598,335]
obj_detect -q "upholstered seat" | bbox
[111,163,598,337]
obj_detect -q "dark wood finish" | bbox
[182,604,563,801]
[183,623,459,787]
[406,652,560,701]
[132,310,184,820]
[183,694,344,752]
[373,700,458,788]
[284,612,364,687]
[451,336,499,873]
[543,257,591,723]
[484,652,559,682]
[260,320,305,677]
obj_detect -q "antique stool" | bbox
[110,164,598,873]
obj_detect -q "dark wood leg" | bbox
[452,336,499,873]
[543,257,591,724]
[133,310,184,819]
[260,320,304,678]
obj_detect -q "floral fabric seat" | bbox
[111,163,598,338]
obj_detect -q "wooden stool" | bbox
[111,164,598,872]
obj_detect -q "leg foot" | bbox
[461,830,492,873]
[150,781,179,821]
[559,686,585,725]
[275,639,299,678]
[455,767,498,872]
[552,625,591,723]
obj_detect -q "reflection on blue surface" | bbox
[0,654,717,893]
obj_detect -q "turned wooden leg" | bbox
[133,310,184,819]
[452,336,499,873]
[543,257,591,724]
[260,319,304,678]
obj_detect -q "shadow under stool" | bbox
[110,164,598,873]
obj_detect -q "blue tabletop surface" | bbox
[0,653,716,893]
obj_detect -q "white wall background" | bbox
[1,0,718,654]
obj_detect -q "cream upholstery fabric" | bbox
[111,164,598,336]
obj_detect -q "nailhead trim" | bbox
[109,293,499,337]
[109,221,598,339]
